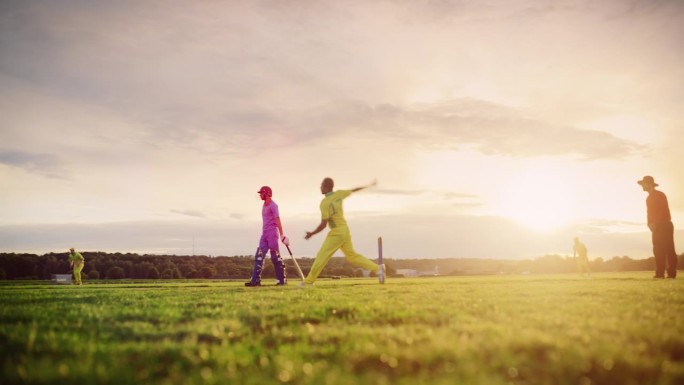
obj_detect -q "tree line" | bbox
[395,254,684,275]
[0,251,681,281]
[0,252,369,281]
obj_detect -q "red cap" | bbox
[257,186,272,197]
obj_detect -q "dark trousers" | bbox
[249,232,287,285]
[652,221,677,278]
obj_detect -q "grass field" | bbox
[1,273,683,385]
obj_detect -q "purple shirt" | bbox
[262,201,280,234]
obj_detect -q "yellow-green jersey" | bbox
[69,251,84,263]
[320,190,352,231]
[573,242,587,259]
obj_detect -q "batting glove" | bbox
[281,236,290,246]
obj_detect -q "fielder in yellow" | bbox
[302,177,385,286]
[69,247,85,285]
[573,237,591,277]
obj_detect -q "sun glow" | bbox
[495,167,579,233]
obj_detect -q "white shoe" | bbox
[298,282,313,288]
[378,264,386,284]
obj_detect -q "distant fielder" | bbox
[68,247,85,285]
[302,177,385,286]
[573,237,591,277]
[245,186,289,286]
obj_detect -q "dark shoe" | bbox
[653,275,665,279]
[275,283,287,286]
[667,276,676,279]
[244,282,261,287]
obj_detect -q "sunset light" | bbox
[495,167,579,233]
[1,0,682,260]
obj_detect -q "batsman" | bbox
[302,177,385,286]
[245,186,289,286]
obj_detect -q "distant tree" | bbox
[39,255,62,280]
[1,254,39,279]
[135,262,153,279]
[199,266,216,279]
[0,268,5,280]
[159,262,182,279]
[147,267,160,279]
[102,260,117,276]
[592,257,605,272]
[178,263,195,278]
[106,266,125,279]
[160,267,182,279]
[87,270,100,280]
[119,260,134,277]
[184,269,199,279]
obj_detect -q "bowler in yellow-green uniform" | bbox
[68,247,85,285]
[302,177,385,286]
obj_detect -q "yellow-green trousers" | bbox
[577,258,591,275]
[304,228,378,284]
[73,261,84,285]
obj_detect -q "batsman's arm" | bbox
[305,219,328,240]
[276,217,284,237]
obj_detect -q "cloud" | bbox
[288,100,646,159]
[0,1,663,160]
[571,219,645,234]
[0,149,68,178]
[170,209,206,219]
[444,192,479,200]
[0,220,255,256]
[452,202,483,208]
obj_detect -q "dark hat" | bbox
[637,176,658,187]
[257,186,273,197]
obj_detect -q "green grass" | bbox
[1,273,683,385]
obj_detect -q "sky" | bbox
[1,0,683,260]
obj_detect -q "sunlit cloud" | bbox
[170,209,206,219]
[289,100,647,159]
[0,150,68,179]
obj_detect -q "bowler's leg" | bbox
[304,232,344,284]
[340,235,379,273]
[582,259,591,275]
[73,262,84,285]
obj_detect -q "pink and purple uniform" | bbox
[262,201,280,239]
[248,201,287,285]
